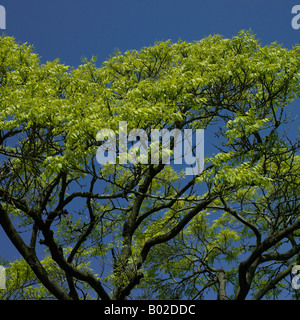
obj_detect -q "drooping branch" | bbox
[0,204,72,300]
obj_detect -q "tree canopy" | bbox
[0,30,300,300]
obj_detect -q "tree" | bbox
[0,30,300,300]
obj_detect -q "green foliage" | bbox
[0,31,300,300]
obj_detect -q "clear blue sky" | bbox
[0,0,300,294]
[2,0,300,66]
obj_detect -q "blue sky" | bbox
[0,0,300,297]
[2,0,300,66]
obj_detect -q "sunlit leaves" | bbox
[1,31,300,300]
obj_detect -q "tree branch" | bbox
[0,204,71,300]
[137,196,216,268]
[216,270,226,300]
[236,218,300,300]
[252,264,294,300]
